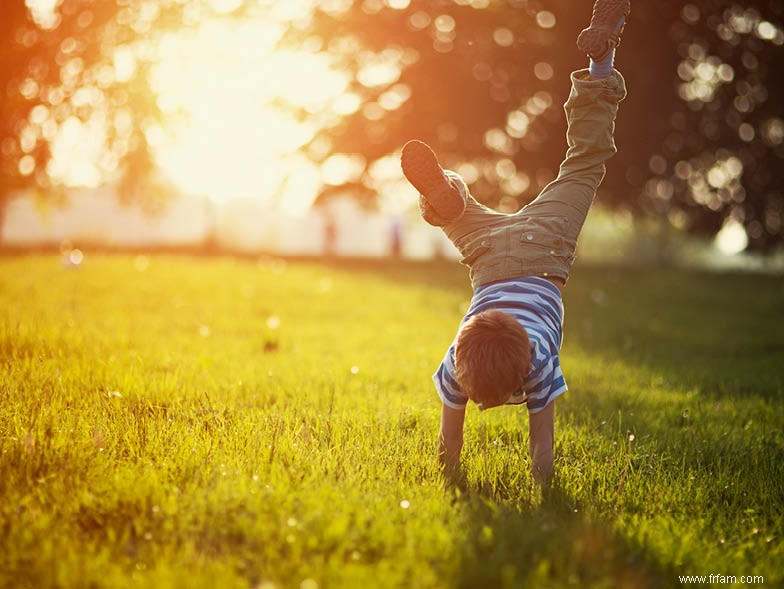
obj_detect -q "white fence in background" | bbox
[6,188,779,272]
[2,189,458,260]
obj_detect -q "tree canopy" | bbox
[298,0,784,251]
[2,0,783,250]
[1,0,180,214]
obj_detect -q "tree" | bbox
[3,0,783,251]
[636,0,784,252]
[294,0,784,251]
[0,0,218,241]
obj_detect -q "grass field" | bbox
[1,254,782,589]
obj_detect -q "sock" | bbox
[589,49,615,78]
[588,15,625,78]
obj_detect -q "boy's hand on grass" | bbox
[440,463,468,494]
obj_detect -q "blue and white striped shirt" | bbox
[433,276,567,414]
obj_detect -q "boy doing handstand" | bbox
[401,0,630,485]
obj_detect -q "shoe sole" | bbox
[577,0,630,58]
[401,140,465,221]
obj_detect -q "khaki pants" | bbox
[439,69,627,288]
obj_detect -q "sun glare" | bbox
[25,0,380,214]
[151,16,350,209]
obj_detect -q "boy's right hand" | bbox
[441,463,468,493]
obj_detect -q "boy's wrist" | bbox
[439,460,466,490]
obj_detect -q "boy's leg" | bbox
[523,70,626,222]
[402,0,631,282]
[521,2,628,262]
[401,140,497,237]
[401,141,504,286]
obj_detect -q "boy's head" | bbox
[454,309,531,408]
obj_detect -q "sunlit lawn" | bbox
[1,254,782,588]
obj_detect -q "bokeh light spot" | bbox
[434,14,456,33]
[18,155,35,176]
[536,11,556,29]
[408,11,431,30]
[493,28,515,47]
[534,62,554,81]
[715,218,748,254]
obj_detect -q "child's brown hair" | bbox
[454,309,531,407]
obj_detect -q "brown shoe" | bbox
[401,140,465,226]
[577,0,630,61]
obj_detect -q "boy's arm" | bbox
[437,403,465,475]
[529,400,555,486]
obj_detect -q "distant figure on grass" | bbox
[401,0,630,485]
[323,211,338,258]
